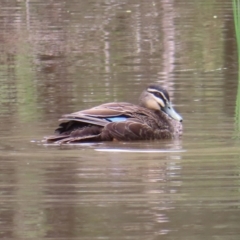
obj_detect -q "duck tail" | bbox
[44,125,102,144]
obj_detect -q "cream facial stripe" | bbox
[153,96,165,107]
[147,88,169,103]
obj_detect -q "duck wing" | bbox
[59,102,139,126]
[46,102,144,142]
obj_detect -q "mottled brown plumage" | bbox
[45,84,183,144]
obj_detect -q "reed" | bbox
[233,0,240,62]
[233,0,240,53]
[233,0,240,135]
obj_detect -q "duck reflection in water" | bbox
[45,84,183,144]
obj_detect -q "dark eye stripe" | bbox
[149,90,168,104]
[147,85,170,101]
[153,91,162,98]
[157,92,167,103]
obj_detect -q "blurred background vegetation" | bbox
[0,0,236,133]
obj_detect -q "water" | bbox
[0,0,240,239]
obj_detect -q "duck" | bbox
[45,84,183,144]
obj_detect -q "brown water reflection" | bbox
[0,0,240,240]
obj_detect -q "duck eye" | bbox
[154,92,162,98]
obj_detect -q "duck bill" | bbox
[163,103,183,122]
